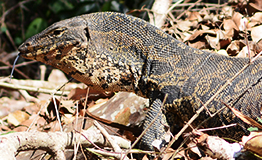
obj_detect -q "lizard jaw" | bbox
[18,39,80,61]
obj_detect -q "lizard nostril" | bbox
[25,42,31,47]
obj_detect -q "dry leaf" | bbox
[249,0,262,12]
[232,12,243,31]
[223,19,238,31]
[176,20,192,32]
[242,132,262,156]
[221,6,234,17]
[255,39,262,53]
[7,110,30,126]
[223,19,238,38]
[59,100,76,114]
[216,49,228,56]
[186,11,202,21]
[205,34,218,50]
[249,12,262,28]
[193,132,242,160]
[226,40,245,56]
[251,25,262,43]
[188,39,207,49]
[48,69,68,83]
[201,24,210,30]
[187,30,216,41]
[237,42,257,58]
[68,87,114,101]
[228,106,262,129]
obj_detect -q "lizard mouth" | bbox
[18,38,80,60]
[18,42,60,60]
[18,41,45,59]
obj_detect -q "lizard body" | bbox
[18,12,262,150]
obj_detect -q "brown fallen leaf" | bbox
[47,69,68,84]
[242,132,262,157]
[248,0,262,16]
[188,39,207,49]
[185,11,202,21]
[255,39,262,53]
[232,11,243,31]
[7,110,30,126]
[251,25,262,43]
[249,12,262,28]
[223,102,262,129]
[223,19,238,38]
[223,19,238,32]
[176,20,192,32]
[205,34,218,50]
[187,30,216,41]
[68,87,114,101]
[237,42,257,58]
[226,40,245,56]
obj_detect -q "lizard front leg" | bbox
[139,98,169,152]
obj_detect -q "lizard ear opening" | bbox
[84,28,91,40]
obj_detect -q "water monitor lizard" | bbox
[18,12,262,151]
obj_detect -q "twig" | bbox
[27,80,71,131]
[73,101,79,160]
[0,59,29,79]
[0,0,32,50]
[87,148,157,158]
[73,87,89,160]
[0,0,32,23]
[0,60,36,70]
[0,81,70,96]
[74,129,104,151]
[18,89,40,103]
[75,129,131,154]
[52,96,63,132]
[197,124,237,132]
[176,0,202,20]
[94,121,129,160]
[94,121,121,152]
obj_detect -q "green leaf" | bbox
[248,127,259,132]
[258,117,262,124]
[101,0,127,12]
[1,131,16,135]
[49,0,74,14]
[0,26,7,33]
[25,18,47,39]
[15,37,23,45]
[85,148,103,157]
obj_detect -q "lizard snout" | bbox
[18,41,34,54]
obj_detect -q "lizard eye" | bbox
[52,28,65,37]
[54,30,62,35]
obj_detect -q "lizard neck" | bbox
[44,41,142,93]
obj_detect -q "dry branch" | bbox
[0,78,74,96]
[0,126,130,160]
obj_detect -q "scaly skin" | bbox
[18,12,262,151]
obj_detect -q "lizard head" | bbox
[18,16,88,61]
